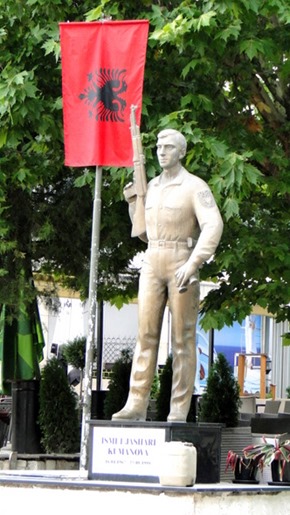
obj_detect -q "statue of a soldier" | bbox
[112,117,223,423]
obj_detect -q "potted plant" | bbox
[226,450,259,483]
[243,435,290,484]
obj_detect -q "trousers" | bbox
[127,243,200,420]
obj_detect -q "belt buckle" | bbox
[158,240,165,247]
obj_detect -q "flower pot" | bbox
[270,460,290,485]
[233,458,259,484]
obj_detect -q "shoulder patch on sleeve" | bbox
[197,189,216,208]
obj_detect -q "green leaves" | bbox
[0,130,8,149]
[42,38,60,62]
[223,197,240,219]
[282,333,290,347]
[219,152,263,195]
[192,10,217,31]
[0,68,38,112]
[239,38,268,60]
[215,20,242,42]
[150,7,217,55]
[74,169,96,188]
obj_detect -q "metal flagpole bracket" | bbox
[101,13,112,22]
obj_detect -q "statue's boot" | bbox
[111,393,149,421]
[167,385,193,422]
[111,341,156,421]
[167,405,190,423]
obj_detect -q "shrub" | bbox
[155,354,196,422]
[38,357,80,453]
[156,355,172,421]
[150,373,160,400]
[103,348,132,419]
[62,336,86,370]
[199,353,241,427]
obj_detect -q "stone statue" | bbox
[112,125,224,423]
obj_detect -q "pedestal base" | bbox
[88,420,221,483]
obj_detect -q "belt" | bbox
[148,240,189,249]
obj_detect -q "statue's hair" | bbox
[157,129,187,153]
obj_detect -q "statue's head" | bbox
[157,129,187,157]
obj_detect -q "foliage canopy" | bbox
[1,0,290,330]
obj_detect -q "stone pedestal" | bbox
[88,420,222,483]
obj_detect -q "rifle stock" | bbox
[129,105,147,238]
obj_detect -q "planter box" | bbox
[233,457,259,483]
[271,461,290,484]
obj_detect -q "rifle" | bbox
[127,104,147,238]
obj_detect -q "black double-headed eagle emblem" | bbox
[79,68,127,122]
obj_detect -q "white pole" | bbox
[80,165,102,471]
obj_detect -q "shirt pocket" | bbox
[163,205,182,235]
[145,203,154,226]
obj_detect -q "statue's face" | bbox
[156,134,184,170]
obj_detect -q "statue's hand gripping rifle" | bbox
[124,105,147,238]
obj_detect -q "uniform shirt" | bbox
[145,167,224,270]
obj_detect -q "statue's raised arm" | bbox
[124,105,147,239]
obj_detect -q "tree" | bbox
[140,0,290,329]
[0,0,142,316]
[1,0,290,331]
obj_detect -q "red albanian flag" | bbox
[59,20,149,167]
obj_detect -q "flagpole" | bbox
[80,165,102,471]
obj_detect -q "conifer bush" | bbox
[38,357,80,453]
[155,355,196,422]
[103,348,133,419]
[199,353,241,427]
[156,355,172,421]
